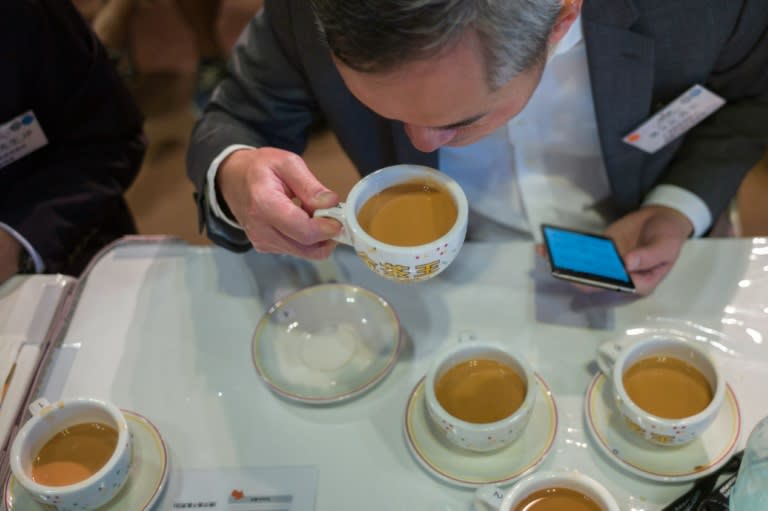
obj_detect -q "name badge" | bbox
[0,110,49,169]
[623,85,725,154]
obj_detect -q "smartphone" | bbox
[540,224,636,293]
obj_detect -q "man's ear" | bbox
[548,0,583,48]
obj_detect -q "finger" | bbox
[284,239,338,260]
[272,153,339,210]
[623,236,681,273]
[247,224,338,260]
[629,262,673,296]
[534,243,546,258]
[259,192,342,245]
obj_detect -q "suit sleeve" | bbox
[653,0,768,223]
[0,0,145,274]
[187,0,322,250]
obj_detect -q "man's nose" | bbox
[404,124,457,152]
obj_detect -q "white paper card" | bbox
[0,110,48,169]
[623,85,725,154]
[161,466,317,510]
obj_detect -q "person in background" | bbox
[0,0,145,283]
[78,0,253,109]
[188,0,768,295]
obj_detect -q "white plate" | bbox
[4,410,169,510]
[584,373,741,483]
[403,374,558,488]
[252,284,402,404]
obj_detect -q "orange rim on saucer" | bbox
[251,284,402,404]
[585,373,740,483]
[404,374,558,488]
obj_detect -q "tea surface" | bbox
[357,179,457,246]
[435,358,526,424]
[514,487,603,511]
[623,356,713,419]
[32,422,118,486]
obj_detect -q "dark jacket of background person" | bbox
[188,0,768,251]
[0,0,145,275]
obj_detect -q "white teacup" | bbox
[10,397,133,511]
[597,333,725,446]
[424,340,537,452]
[474,470,620,511]
[314,164,468,282]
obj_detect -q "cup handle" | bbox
[314,204,354,246]
[596,341,623,375]
[28,397,50,417]
[473,485,506,511]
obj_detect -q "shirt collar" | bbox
[549,13,584,59]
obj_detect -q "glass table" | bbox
[7,236,768,510]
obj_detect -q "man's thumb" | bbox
[309,189,339,209]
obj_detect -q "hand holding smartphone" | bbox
[540,224,636,293]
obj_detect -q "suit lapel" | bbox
[583,0,655,209]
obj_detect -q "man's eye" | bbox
[452,124,472,133]
[436,125,465,132]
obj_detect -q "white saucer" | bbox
[252,284,402,404]
[4,410,169,510]
[584,373,741,483]
[403,374,558,488]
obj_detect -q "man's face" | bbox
[335,29,546,153]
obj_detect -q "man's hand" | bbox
[604,205,693,296]
[216,147,342,259]
[0,229,22,284]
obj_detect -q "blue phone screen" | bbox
[543,226,631,283]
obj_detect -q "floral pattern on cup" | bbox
[357,243,458,281]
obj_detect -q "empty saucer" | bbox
[252,284,402,404]
[4,410,169,510]
[403,375,558,488]
[584,373,741,483]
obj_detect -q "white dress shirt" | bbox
[439,16,712,241]
[208,15,712,239]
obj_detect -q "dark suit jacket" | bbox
[188,0,768,251]
[0,0,145,275]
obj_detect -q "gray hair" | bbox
[310,0,563,89]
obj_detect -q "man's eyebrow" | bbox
[432,112,487,130]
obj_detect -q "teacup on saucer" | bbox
[403,375,557,488]
[584,373,741,483]
[5,410,168,511]
[252,284,402,404]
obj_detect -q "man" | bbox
[188,0,768,295]
[0,0,145,282]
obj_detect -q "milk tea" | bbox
[357,179,457,246]
[623,356,713,419]
[31,422,118,486]
[435,359,526,424]
[513,487,603,511]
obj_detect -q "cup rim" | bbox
[424,340,537,431]
[10,397,130,495]
[499,470,620,511]
[343,164,469,254]
[611,335,726,426]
